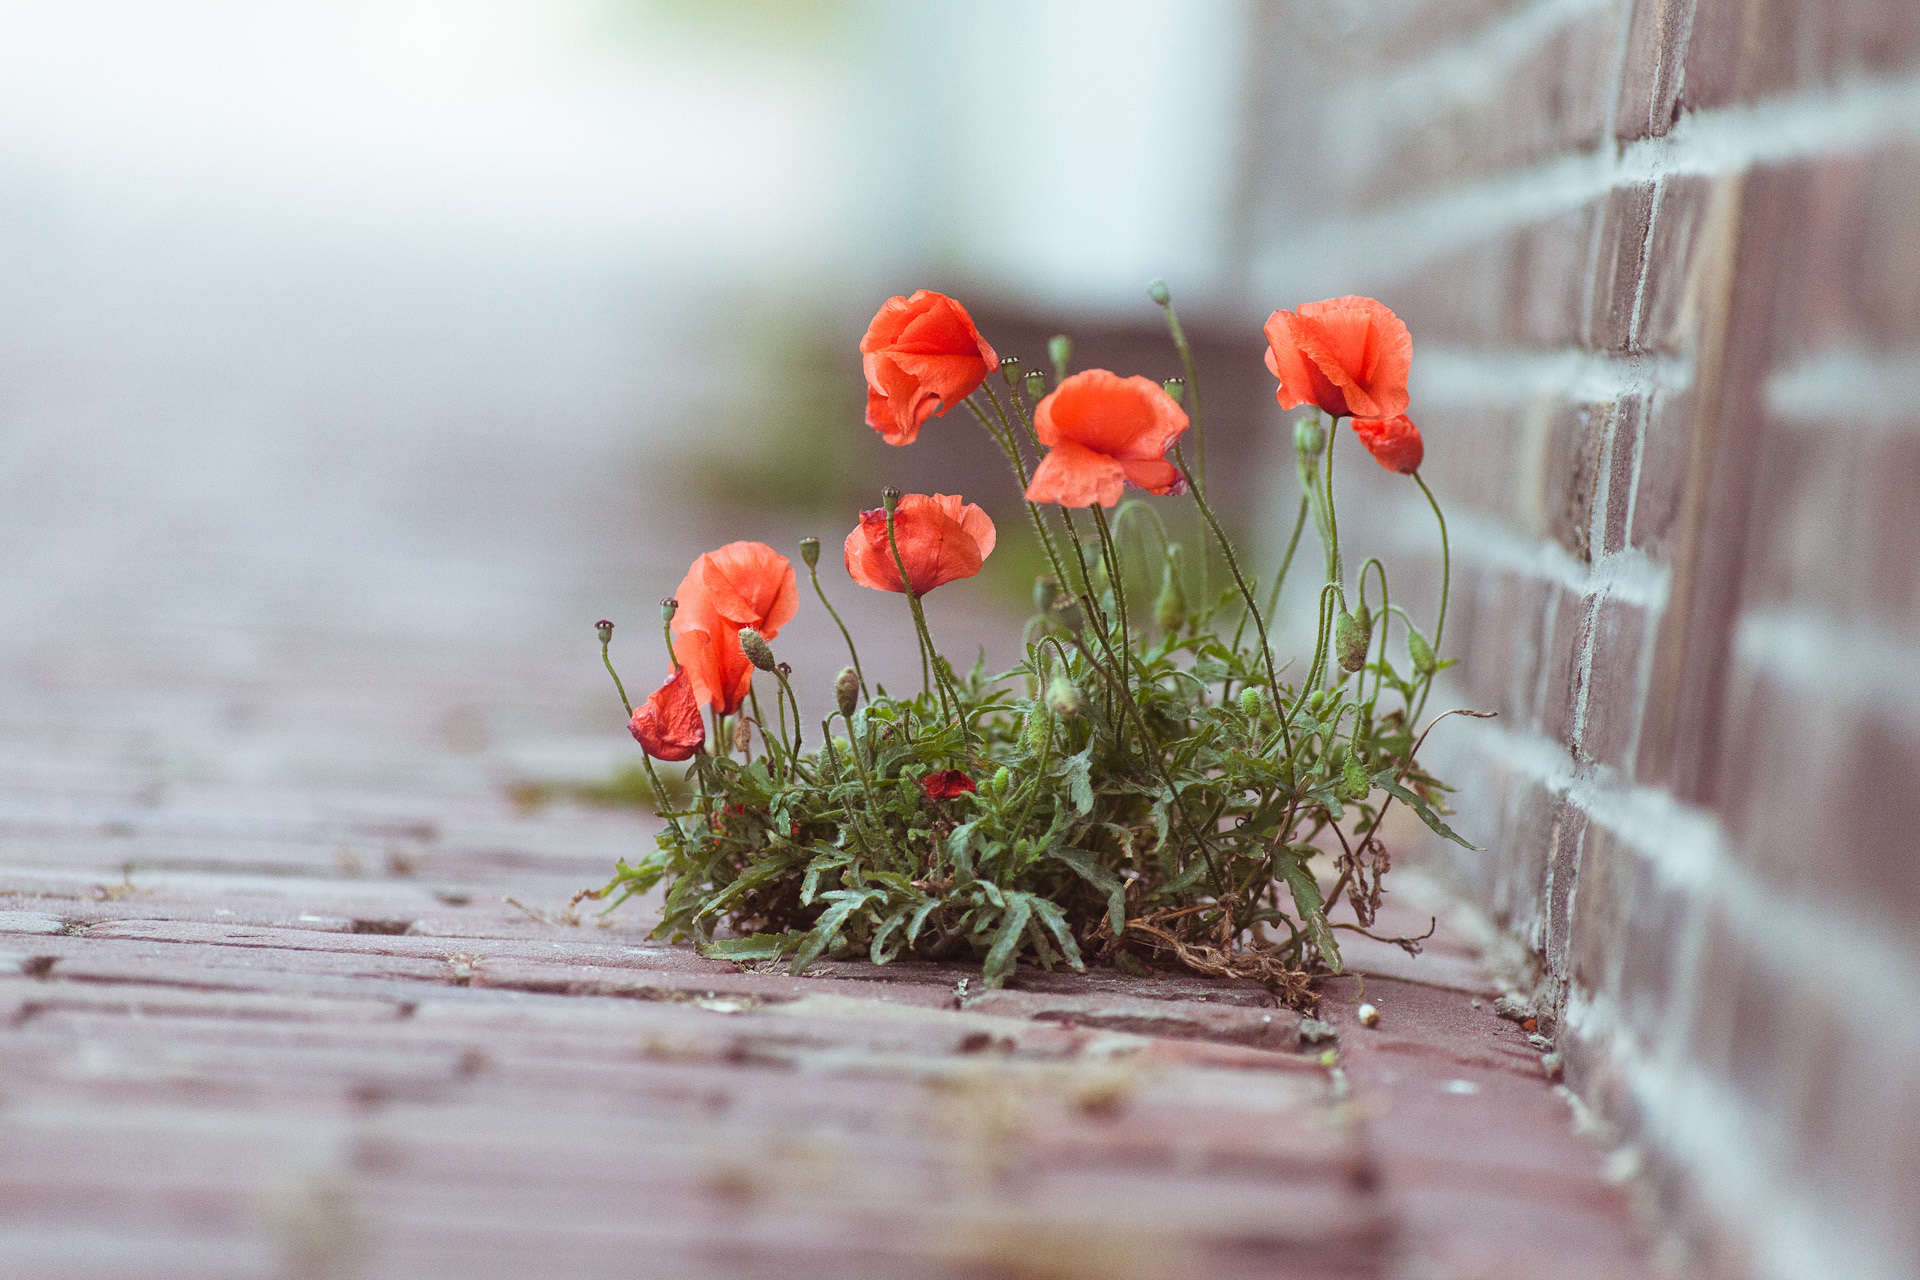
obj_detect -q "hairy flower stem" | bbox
[1260,495,1313,638]
[835,710,896,867]
[1410,470,1451,727]
[1321,424,1346,598]
[1152,290,1212,606]
[599,633,689,842]
[882,504,960,725]
[1091,505,1133,658]
[773,665,804,759]
[807,561,867,699]
[1172,444,1294,758]
[600,635,633,718]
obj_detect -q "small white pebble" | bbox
[1357,1003,1380,1027]
[1261,1014,1271,1023]
[1442,1078,1480,1095]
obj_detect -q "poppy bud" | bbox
[1154,547,1186,634]
[999,355,1021,388]
[660,597,678,626]
[1147,278,1171,306]
[1024,370,1048,400]
[1341,755,1370,801]
[1294,416,1325,460]
[739,628,777,673]
[1408,629,1437,675]
[1355,600,1373,645]
[799,537,820,569]
[732,718,753,755]
[882,487,901,514]
[1239,686,1265,719]
[1046,675,1081,717]
[1033,574,1059,616]
[834,666,859,717]
[595,619,614,645]
[1048,334,1072,380]
[1022,705,1051,752]
[992,766,1012,797]
[1335,609,1369,673]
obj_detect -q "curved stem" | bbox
[1091,505,1132,659]
[1154,293,1211,607]
[600,636,633,718]
[1413,471,1450,648]
[807,562,866,699]
[1323,419,1345,598]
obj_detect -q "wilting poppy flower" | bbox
[861,291,999,446]
[1263,296,1412,421]
[844,493,996,596]
[1351,414,1424,474]
[1024,370,1189,509]
[669,542,798,714]
[920,769,976,801]
[629,665,705,761]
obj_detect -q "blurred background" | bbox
[0,0,1294,787]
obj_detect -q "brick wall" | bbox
[1245,3,1920,1277]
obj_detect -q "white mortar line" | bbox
[1426,511,1672,610]
[1734,608,1920,716]
[1358,0,1613,122]
[1766,346,1920,427]
[1258,68,1920,296]
[1414,345,1694,407]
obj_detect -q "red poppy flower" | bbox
[1351,414,1424,474]
[843,493,996,596]
[1263,296,1412,421]
[1024,370,1189,509]
[628,665,705,761]
[861,291,999,446]
[920,769,976,801]
[669,542,798,714]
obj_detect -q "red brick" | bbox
[1588,183,1659,352]
[1613,0,1697,142]
[1633,175,1723,355]
[1574,595,1651,771]
[1505,203,1603,348]
[1539,587,1592,751]
[1685,0,1920,110]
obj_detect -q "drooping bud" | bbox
[1024,369,1048,400]
[1033,574,1059,616]
[1294,415,1326,460]
[739,628,777,673]
[1147,278,1171,306]
[1354,600,1372,642]
[992,766,1012,797]
[1239,686,1265,719]
[732,718,753,755]
[1335,610,1368,673]
[1408,629,1438,676]
[834,666,859,717]
[1161,377,1185,406]
[1048,334,1072,381]
[999,355,1021,388]
[1154,546,1187,635]
[1022,705,1051,753]
[1341,754,1371,801]
[660,597,678,626]
[882,486,901,514]
[798,537,820,570]
[595,619,614,646]
[1045,675,1081,717]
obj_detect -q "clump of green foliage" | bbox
[591,286,1474,1001]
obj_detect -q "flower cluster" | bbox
[591,281,1466,997]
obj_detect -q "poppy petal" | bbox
[1351,414,1425,474]
[1026,440,1128,508]
[629,665,705,761]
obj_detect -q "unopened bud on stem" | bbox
[1294,415,1326,460]
[1408,629,1438,676]
[834,666,859,717]
[1147,278,1171,306]
[798,537,820,569]
[732,718,753,755]
[1341,755,1371,801]
[595,619,614,646]
[1048,334,1072,382]
[739,628,777,673]
[1046,675,1081,717]
[1335,609,1369,673]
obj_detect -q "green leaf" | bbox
[1062,744,1095,815]
[1279,852,1341,973]
[983,895,1033,987]
[1030,896,1086,971]
[1372,770,1478,848]
[1047,845,1126,936]
[789,891,880,974]
[699,932,803,962]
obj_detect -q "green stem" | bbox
[1263,494,1312,625]
[883,502,957,723]
[1413,472,1450,649]
[1323,420,1345,598]
[1091,505,1133,659]
[600,638,633,718]
[807,561,867,699]
[1154,291,1211,607]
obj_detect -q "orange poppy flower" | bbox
[1351,414,1424,474]
[843,493,996,596]
[669,542,798,714]
[1024,370,1188,509]
[629,665,705,761]
[861,290,999,446]
[1263,296,1412,420]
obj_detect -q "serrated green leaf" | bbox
[1278,853,1341,972]
[983,895,1033,987]
[1371,771,1478,848]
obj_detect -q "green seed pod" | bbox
[834,666,859,717]
[1033,574,1059,616]
[1408,629,1437,676]
[739,628,777,673]
[1294,415,1326,460]
[1024,369,1048,400]
[999,354,1021,388]
[1154,548,1187,635]
[659,597,678,626]
[992,766,1012,797]
[1341,755,1371,801]
[594,618,614,646]
[1161,377,1184,406]
[1335,610,1368,673]
[1050,594,1085,634]
[1046,675,1082,717]
[798,536,820,569]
